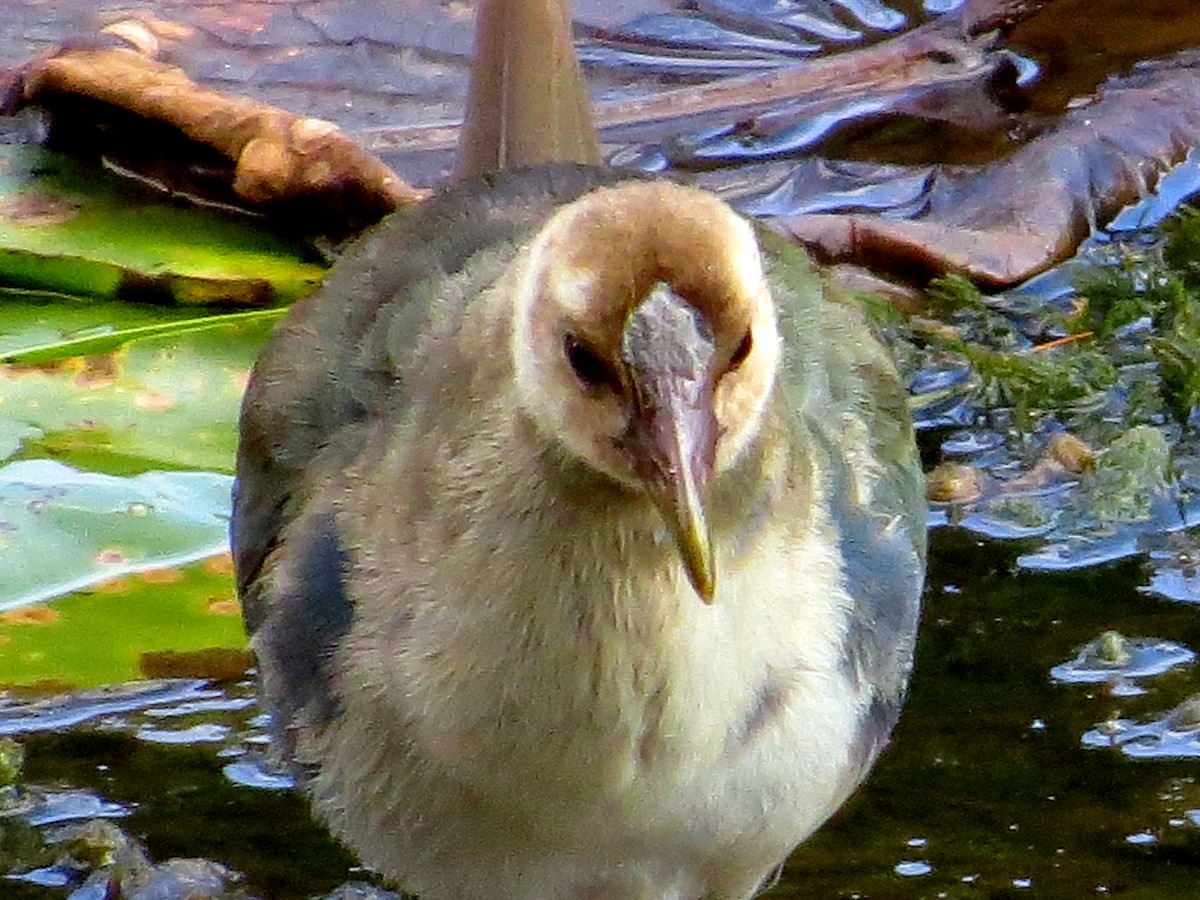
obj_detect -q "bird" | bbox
[231,162,926,900]
[232,1,923,896]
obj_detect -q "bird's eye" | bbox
[563,334,618,391]
[727,330,753,372]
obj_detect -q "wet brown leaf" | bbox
[138,647,254,680]
[776,52,1200,286]
[8,41,426,236]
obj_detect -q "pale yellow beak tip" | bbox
[678,519,717,605]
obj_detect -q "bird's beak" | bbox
[620,284,720,603]
[648,399,717,603]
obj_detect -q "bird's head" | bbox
[511,180,782,602]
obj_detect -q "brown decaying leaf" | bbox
[776,52,1200,287]
[139,647,253,680]
[9,41,426,234]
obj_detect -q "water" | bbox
[781,530,1200,897]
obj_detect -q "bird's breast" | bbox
[350,493,858,814]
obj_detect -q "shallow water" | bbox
[783,529,1200,898]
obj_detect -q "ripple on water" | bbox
[1138,531,1200,603]
[0,680,218,736]
[23,789,130,827]
[1142,566,1200,603]
[223,755,296,791]
[136,722,231,745]
[1082,694,1200,759]
[1050,631,1196,685]
[602,14,818,57]
[894,860,933,877]
[939,429,1006,457]
[730,160,933,218]
[1018,504,1198,573]
[8,866,73,888]
[142,696,256,718]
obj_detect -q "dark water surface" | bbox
[786,530,1200,898]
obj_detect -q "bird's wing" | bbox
[765,225,925,764]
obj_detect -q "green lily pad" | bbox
[0,303,285,366]
[0,294,275,472]
[0,144,325,304]
[0,551,246,689]
[0,459,231,612]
